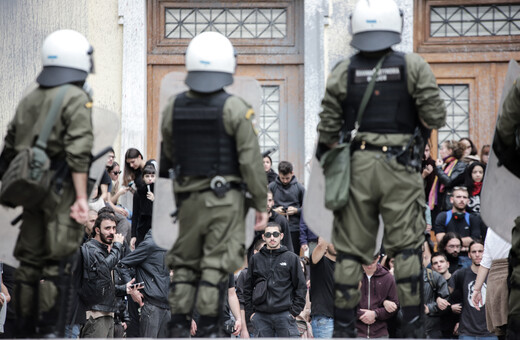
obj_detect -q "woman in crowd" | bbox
[480,144,490,164]
[123,148,148,187]
[459,137,479,163]
[108,161,129,206]
[428,140,467,221]
[263,154,277,184]
[422,142,436,199]
[463,161,486,214]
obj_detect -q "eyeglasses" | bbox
[264,232,281,238]
[111,171,122,175]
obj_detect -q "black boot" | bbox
[194,315,219,338]
[169,314,191,338]
[333,307,357,338]
[506,316,520,340]
[37,255,79,339]
[14,281,38,338]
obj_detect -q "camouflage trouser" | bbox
[14,181,83,320]
[332,151,425,310]
[167,189,245,317]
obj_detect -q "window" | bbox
[437,84,469,144]
[165,8,287,39]
[430,4,520,37]
[258,85,280,166]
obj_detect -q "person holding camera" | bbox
[118,229,170,338]
[268,161,305,255]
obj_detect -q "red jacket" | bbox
[356,264,399,338]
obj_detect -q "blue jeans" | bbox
[64,324,81,338]
[459,335,498,340]
[311,315,333,338]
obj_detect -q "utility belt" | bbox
[352,140,406,155]
[176,176,244,206]
[352,138,422,173]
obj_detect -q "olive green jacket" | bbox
[497,76,520,147]
[318,51,446,147]
[161,90,267,212]
[2,85,93,173]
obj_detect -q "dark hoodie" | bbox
[243,245,306,319]
[268,176,305,232]
[118,230,169,309]
[356,264,399,338]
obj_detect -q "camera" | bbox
[223,320,236,335]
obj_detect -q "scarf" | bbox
[472,181,483,196]
[428,156,458,210]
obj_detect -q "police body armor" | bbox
[172,90,240,179]
[342,51,418,134]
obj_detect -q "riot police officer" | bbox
[492,75,520,340]
[316,0,446,337]
[159,32,268,337]
[0,29,94,337]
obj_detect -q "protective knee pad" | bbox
[334,253,364,309]
[394,248,423,307]
[169,267,199,315]
[196,269,228,317]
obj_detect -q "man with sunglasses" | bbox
[243,223,306,337]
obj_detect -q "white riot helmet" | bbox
[350,0,403,52]
[37,29,94,87]
[185,32,236,93]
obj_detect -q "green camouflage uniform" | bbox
[496,77,520,337]
[318,52,446,314]
[1,85,93,329]
[160,90,267,317]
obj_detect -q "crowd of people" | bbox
[2,137,504,339]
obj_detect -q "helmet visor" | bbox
[36,66,88,87]
[185,71,233,93]
[351,31,401,52]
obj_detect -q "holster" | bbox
[396,126,429,172]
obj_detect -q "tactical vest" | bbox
[172,91,240,178]
[341,52,418,134]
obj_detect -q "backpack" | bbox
[0,85,70,208]
[78,243,113,307]
[445,210,470,227]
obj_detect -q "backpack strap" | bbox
[464,212,470,226]
[445,210,452,226]
[34,85,70,150]
[445,210,471,227]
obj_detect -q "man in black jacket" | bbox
[80,213,136,338]
[243,223,306,337]
[268,161,305,254]
[118,230,170,338]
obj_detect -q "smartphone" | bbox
[130,281,144,289]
